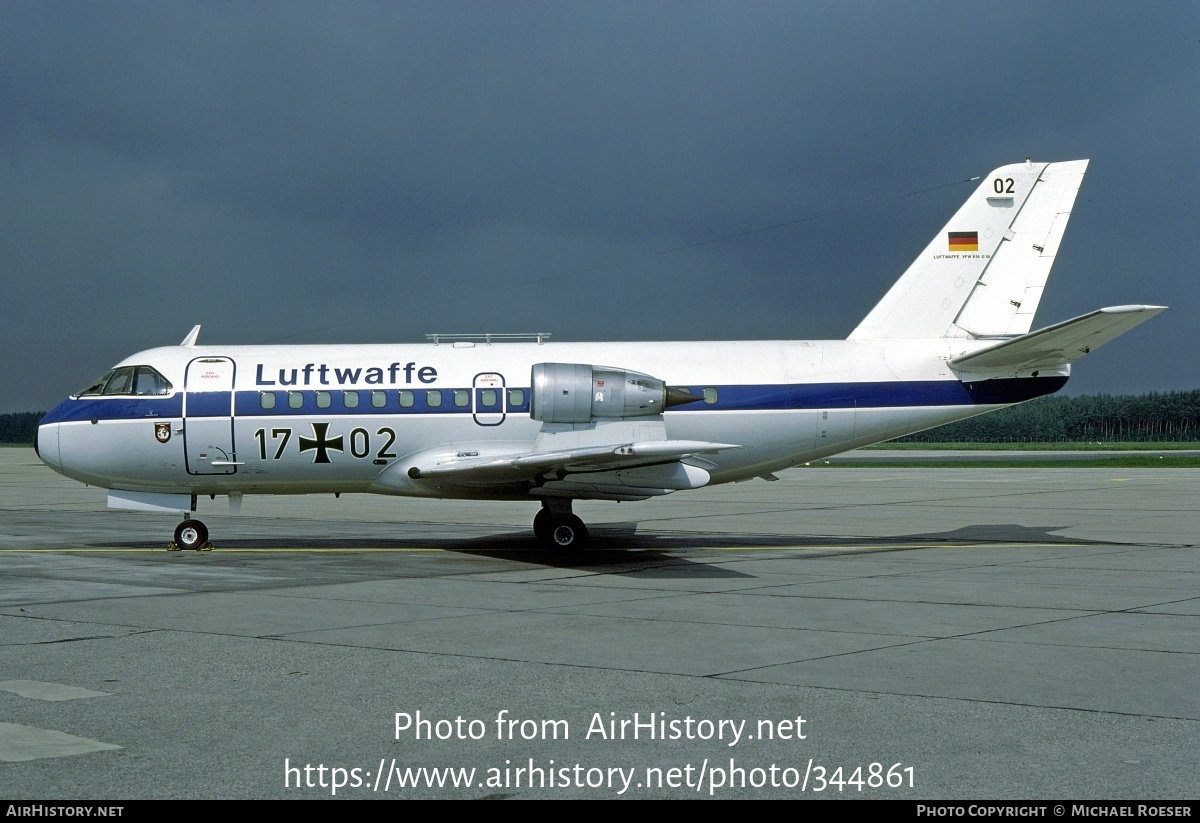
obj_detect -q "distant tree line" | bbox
[0,412,43,445]
[895,390,1200,443]
[4,390,1200,445]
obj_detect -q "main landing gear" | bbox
[170,518,212,551]
[167,506,587,551]
[533,499,588,550]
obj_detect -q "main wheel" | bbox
[174,519,208,550]
[533,508,554,543]
[547,514,588,550]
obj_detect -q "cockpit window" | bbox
[77,371,115,396]
[77,366,172,397]
[134,367,172,396]
[102,368,134,395]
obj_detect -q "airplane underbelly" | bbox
[668,409,820,480]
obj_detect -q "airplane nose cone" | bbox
[36,422,62,474]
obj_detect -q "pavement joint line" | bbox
[0,542,1114,555]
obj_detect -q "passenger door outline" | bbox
[472,372,505,426]
[184,357,237,475]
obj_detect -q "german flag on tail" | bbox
[948,231,978,252]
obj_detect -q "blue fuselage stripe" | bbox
[39,377,1067,424]
[185,391,233,417]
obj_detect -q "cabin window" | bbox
[399,390,414,408]
[508,388,525,407]
[371,390,387,408]
[288,391,304,409]
[703,387,719,405]
[260,392,277,410]
[426,390,442,407]
[343,391,359,409]
[481,389,497,407]
[454,389,470,407]
[316,391,331,409]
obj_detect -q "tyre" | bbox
[548,515,588,550]
[174,519,208,550]
[533,508,553,543]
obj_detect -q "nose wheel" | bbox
[171,519,212,551]
[533,503,588,550]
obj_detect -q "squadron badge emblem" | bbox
[154,423,171,444]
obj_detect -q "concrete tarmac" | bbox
[0,447,1196,799]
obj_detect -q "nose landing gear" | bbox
[533,500,588,550]
[170,518,212,551]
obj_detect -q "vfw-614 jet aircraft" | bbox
[37,160,1164,550]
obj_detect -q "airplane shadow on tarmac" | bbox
[105,521,1099,575]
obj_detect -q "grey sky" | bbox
[2,1,1196,413]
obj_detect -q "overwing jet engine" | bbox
[530,363,701,423]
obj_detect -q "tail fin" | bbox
[849,159,1089,340]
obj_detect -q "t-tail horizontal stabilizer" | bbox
[950,305,1166,375]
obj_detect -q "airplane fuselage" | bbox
[37,337,1064,500]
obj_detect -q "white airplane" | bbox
[36,159,1164,550]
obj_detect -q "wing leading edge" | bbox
[397,438,741,502]
[411,440,739,482]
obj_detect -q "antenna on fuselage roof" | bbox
[180,325,201,347]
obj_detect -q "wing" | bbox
[371,425,742,501]
[411,439,737,481]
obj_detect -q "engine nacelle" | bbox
[531,363,694,423]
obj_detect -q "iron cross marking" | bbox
[299,422,344,464]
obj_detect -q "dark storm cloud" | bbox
[1,0,1197,412]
